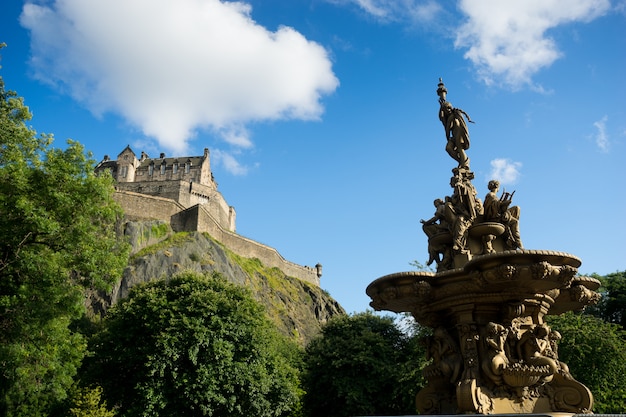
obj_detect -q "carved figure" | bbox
[483,180,523,249]
[548,329,573,379]
[436,79,474,170]
[424,327,462,384]
[439,102,473,169]
[421,198,450,266]
[445,199,470,254]
[482,322,510,386]
[445,173,481,254]
[516,324,559,384]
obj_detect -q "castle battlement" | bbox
[96,146,321,286]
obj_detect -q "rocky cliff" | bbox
[89,220,345,345]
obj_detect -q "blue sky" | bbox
[1,0,625,314]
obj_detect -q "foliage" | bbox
[227,251,266,278]
[0,47,129,417]
[585,271,626,330]
[546,311,626,413]
[149,221,170,239]
[130,232,192,260]
[68,386,115,417]
[83,271,302,417]
[302,312,427,417]
[223,244,338,344]
[409,259,435,273]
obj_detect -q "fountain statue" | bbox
[366,79,601,415]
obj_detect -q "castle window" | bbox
[120,166,128,178]
[148,163,154,176]
[173,162,178,174]
[185,161,191,173]
[160,162,166,175]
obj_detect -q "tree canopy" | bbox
[585,271,626,330]
[0,47,129,416]
[546,311,626,413]
[302,312,427,417]
[83,271,302,417]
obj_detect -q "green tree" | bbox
[83,271,302,417]
[68,386,115,417]
[586,271,626,330]
[546,312,626,413]
[302,312,426,417]
[0,46,129,416]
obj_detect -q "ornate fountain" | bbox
[366,79,601,415]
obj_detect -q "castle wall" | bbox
[116,181,187,206]
[189,182,235,232]
[117,191,320,286]
[116,180,235,232]
[193,205,319,286]
[113,190,185,222]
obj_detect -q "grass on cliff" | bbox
[222,247,322,344]
[225,251,304,299]
[131,232,312,304]
[130,232,194,261]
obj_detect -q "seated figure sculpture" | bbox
[483,180,523,250]
[420,198,449,266]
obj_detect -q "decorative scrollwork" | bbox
[549,381,593,413]
[381,286,397,302]
[413,280,431,299]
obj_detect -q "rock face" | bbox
[89,220,345,345]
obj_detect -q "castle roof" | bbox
[95,147,209,168]
[138,155,205,168]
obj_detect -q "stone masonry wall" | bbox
[191,204,320,286]
[117,181,235,232]
[116,190,320,286]
[113,190,185,222]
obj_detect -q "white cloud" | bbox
[488,158,522,185]
[592,115,609,152]
[19,0,339,158]
[212,149,250,176]
[352,0,389,18]
[454,0,610,89]
[328,0,442,24]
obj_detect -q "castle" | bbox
[95,146,322,286]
